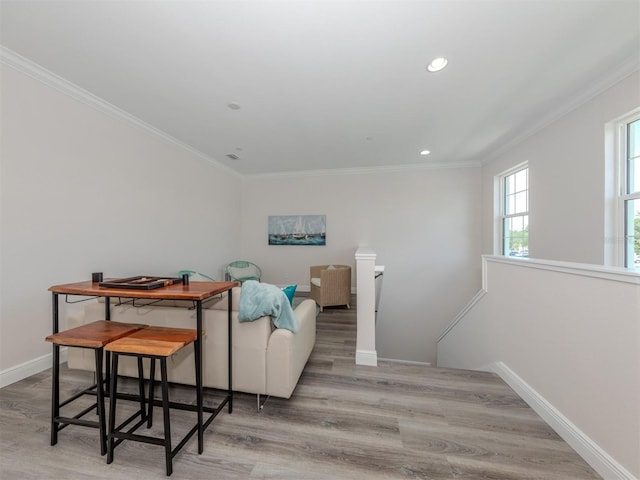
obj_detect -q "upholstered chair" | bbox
[309,265,351,312]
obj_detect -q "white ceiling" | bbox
[1,0,639,175]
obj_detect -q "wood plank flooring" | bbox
[0,295,601,479]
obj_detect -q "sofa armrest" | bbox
[232,314,271,394]
[265,299,317,398]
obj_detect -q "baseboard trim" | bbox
[487,361,637,480]
[0,348,67,389]
[377,357,432,367]
[355,349,377,366]
[437,288,486,343]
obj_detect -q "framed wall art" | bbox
[268,215,326,246]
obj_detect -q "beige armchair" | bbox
[310,265,352,312]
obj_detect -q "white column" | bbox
[355,248,377,366]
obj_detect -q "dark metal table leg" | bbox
[228,289,233,414]
[196,299,203,454]
[50,293,59,446]
[104,297,111,387]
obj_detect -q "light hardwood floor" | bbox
[0,295,601,479]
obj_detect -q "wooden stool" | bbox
[45,320,147,455]
[105,326,199,476]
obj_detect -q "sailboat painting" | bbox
[268,215,326,246]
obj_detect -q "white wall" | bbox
[438,257,640,479]
[0,64,242,376]
[241,166,483,364]
[481,71,640,264]
[439,74,640,479]
[0,52,484,376]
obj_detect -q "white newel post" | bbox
[355,248,377,366]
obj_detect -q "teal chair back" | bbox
[225,261,262,283]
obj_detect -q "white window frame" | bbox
[495,162,529,257]
[614,109,640,269]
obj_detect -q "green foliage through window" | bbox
[624,118,640,267]
[500,166,529,257]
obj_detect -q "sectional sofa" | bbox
[66,286,317,406]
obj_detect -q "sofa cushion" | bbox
[281,284,297,305]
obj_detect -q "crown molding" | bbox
[1,45,478,180]
[11,40,631,180]
[481,56,640,165]
[244,160,481,180]
[0,45,242,179]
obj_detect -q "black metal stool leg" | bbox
[95,348,107,456]
[107,353,119,465]
[161,358,173,476]
[105,350,111,392]
[148,357,156,428]
[136,357,146,424]
[50,343,60,446]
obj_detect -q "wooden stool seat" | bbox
[105,326,199,356]
[105,326,200,476]
[46,320,147,348]
[46,320,147,456]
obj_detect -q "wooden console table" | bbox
[48,279,239,454]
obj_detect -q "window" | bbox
[620,114,640,268]
[499,164,529,257]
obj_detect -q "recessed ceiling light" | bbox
[420,150,431,156]
[426,57,448,72]
[227,102,241,110]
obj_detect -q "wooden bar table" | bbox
[48,279,239,454]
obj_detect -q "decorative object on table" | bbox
[91,272,103,283]
[98,275,182,290]
[225,261,262,283]
[310,264,352,312]
[268,215,326,246]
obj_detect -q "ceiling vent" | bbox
[225,153,240,160]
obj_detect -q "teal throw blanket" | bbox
[239,281,299,332]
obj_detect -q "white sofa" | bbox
[66,287,317,402]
